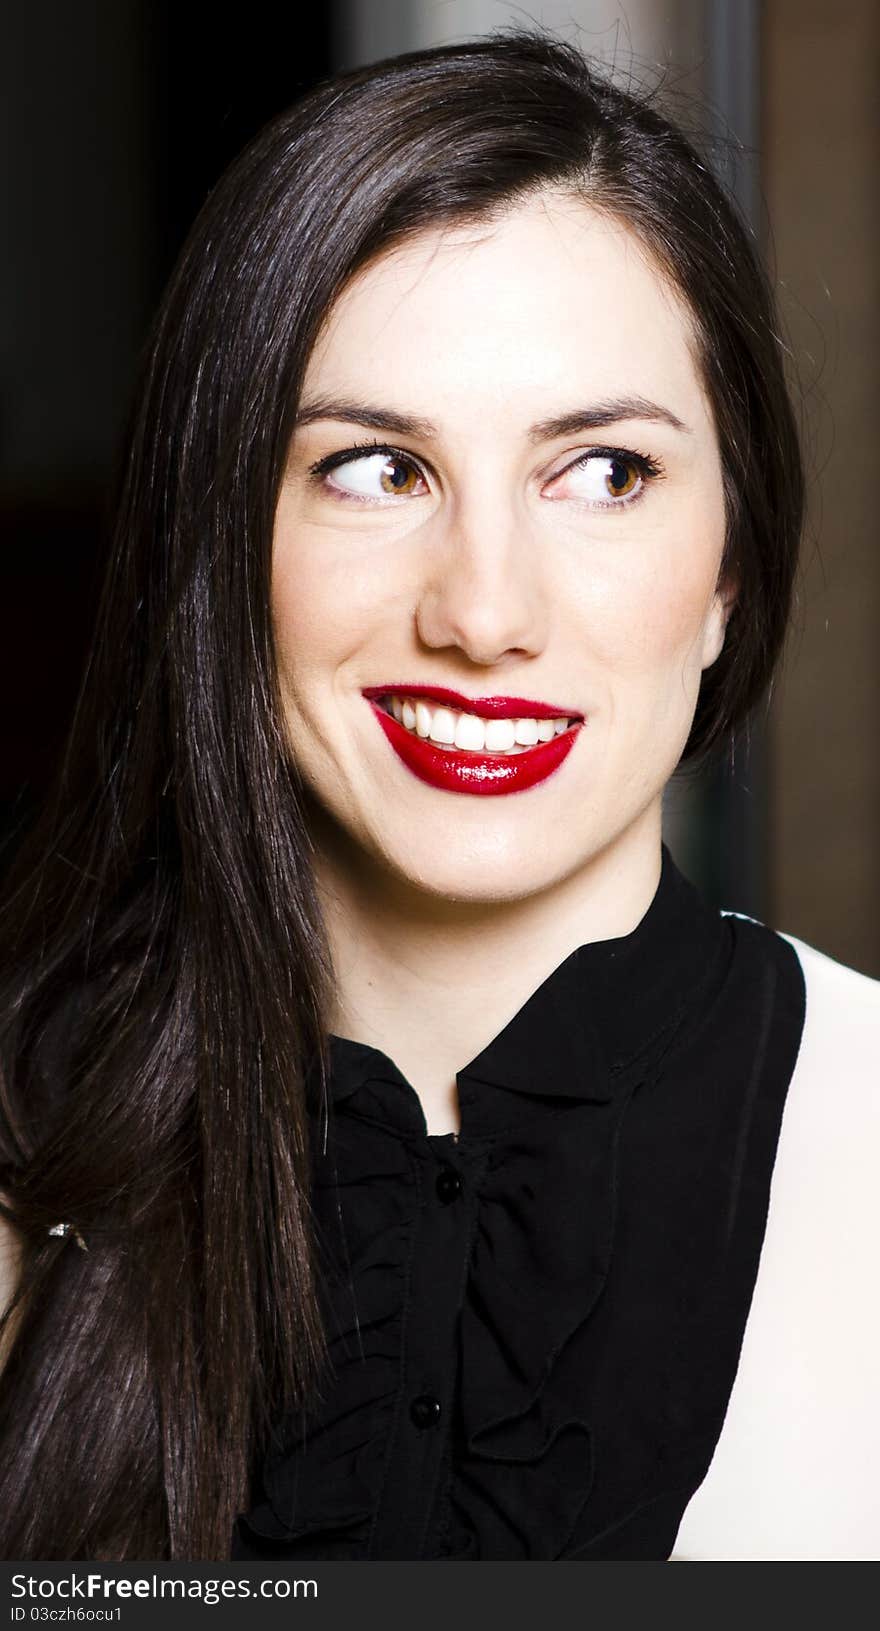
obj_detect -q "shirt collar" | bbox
[314,843,728,1112]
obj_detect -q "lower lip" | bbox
[367,702,582,796]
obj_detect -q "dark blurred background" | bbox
[2,1,878,975]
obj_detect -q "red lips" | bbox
[364,694,583,797]
[361,684,582,721]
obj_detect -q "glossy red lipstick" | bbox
[362,687,583,797]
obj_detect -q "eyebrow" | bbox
[293,394,692,442]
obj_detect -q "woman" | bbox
[0,30,877,1563]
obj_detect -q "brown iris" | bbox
[379,456,421,496]
[604,456,639,499]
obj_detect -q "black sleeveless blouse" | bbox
[231,844,806,1561]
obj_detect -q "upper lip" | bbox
[362,685,583,721]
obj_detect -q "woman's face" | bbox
[272,192,730,906]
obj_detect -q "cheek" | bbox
[270,517,365,697]
[580,560,716,673]
[270,509,417,736]
[271,549,321,684]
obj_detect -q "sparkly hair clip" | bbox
[48,1221,88,1251]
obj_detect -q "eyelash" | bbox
[306,437,665,510]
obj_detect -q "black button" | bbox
[409,1393,442,1430]
[435,1165,462,1204]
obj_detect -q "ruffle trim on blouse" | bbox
[440,1070,645,1559]
[235,1058,650,1561]
[234,857,736,1560]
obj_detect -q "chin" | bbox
[385,847,569,909]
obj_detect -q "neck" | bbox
[308,799,664,1123]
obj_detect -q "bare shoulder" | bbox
[673,928,880,1560]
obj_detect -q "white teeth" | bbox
[454,712,486,751]
[513,718,539,746]
[379,694,579,755]
[484,717,515,752]
[428,707,457,746]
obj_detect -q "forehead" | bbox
[303,192,712,440]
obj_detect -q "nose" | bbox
[414,490,549,667]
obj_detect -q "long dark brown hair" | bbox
[0,28,803,1559]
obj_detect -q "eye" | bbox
[309,443,429,502]
[547,448,661,508]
